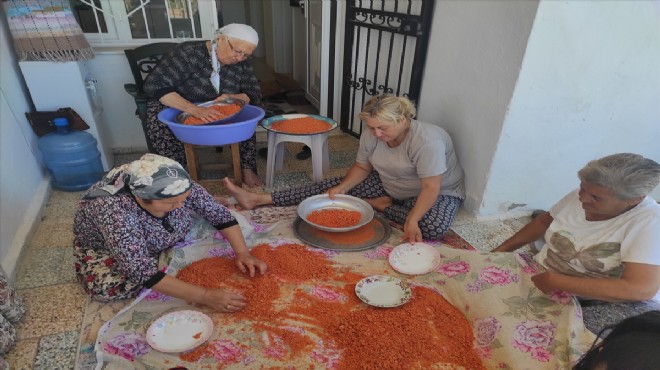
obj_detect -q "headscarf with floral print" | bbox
[84,154,192,200]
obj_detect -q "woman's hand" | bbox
[200,288,247,313]
[327,186,347,199]
[403,219,423,243]
[531,271,561,294]
[188,105,227,123]
[234,252,267,277]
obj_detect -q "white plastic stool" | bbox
[265,131,330,187]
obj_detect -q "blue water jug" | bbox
[37,117,105,191]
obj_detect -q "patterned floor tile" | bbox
[41,190,85,218]
[114,152,146,166]
[27,220,74,248]
[14,246,77,290]
[14,284,87,340]
[328,134,359,150]
[4,337,39,370]
[451,221,518,252]
[269,171,316,191]
[329,150,358,169]
[33,331,78,370]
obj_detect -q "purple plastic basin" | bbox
[158,104,265,146]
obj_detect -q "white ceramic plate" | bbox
[389,242,441,275]
[297,194,374,232]
[146,310,214,353]
[355,275,412,308]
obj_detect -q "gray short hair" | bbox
[578,153,660,200]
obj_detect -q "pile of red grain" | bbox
[307,208,361,228]
[174,243,484,369]
[183,104,241,125]
[270,116,332,134]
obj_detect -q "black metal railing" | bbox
[340,0,434,136]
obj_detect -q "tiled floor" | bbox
[4,130,530,368]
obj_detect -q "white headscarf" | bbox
[209,24,259,93]
[216,23,259,46]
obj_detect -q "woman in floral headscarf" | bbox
[73,154,266,313]
[143,23,263,187]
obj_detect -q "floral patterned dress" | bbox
[73,182,237,301]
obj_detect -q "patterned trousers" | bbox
[146,100,258,171]
[272,172,462,239]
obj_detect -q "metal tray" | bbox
[175,98,246,125]
[293,214,391,251]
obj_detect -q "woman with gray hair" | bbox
[493,153,660,333]
[143,23,263,186]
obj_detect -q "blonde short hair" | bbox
[359,94,416,123]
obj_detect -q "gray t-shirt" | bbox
[355,119,465,200]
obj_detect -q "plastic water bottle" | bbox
[37,117,105,191]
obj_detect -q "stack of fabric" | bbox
[0,270,25,369]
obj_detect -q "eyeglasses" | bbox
[225,37,252,58]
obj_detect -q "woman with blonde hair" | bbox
[224,94,465,242]
[143,23,262,186]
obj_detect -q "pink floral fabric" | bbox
[95,211,596,369]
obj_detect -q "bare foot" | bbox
[242,169,262,188]
[364,196,393,212]
[223,177,271,210]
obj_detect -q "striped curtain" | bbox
[3,0,94,61]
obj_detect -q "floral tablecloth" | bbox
[94,207,596,369]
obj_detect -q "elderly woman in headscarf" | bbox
[492,153,660,333]
[73,154,266,313]
[143,23,263,187]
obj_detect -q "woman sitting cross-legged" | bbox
[224,94,465,242]
[492,153,660,333]
[73,154,266,313]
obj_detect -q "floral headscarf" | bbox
[85,154,192,200]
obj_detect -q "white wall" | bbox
[88,50,148,150]
[0,13,50,280]
[419,0,659,217]
[417,0,539,215]
[483,0,660,216]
